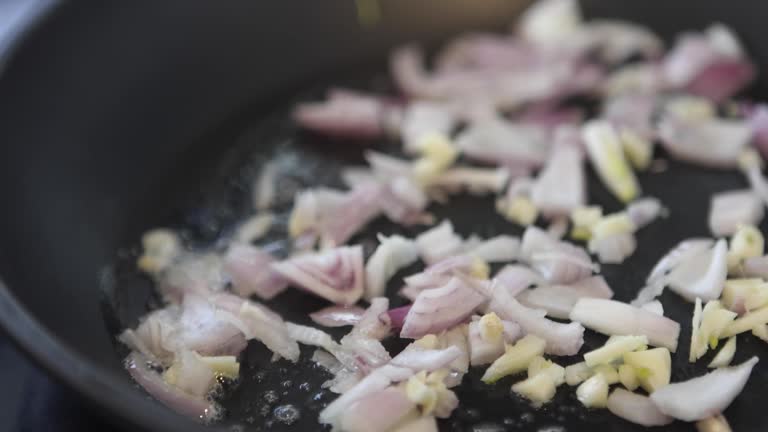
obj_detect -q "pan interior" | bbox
[102,66,768,432]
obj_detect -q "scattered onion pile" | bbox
[119,0,768,430]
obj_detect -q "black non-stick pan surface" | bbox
[2,1,768,431]
[102,60,768,431]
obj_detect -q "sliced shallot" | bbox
[223,244,288,300]
[310,305,366,328]
[650,357,758,422]
[708,190,764,237]
[607,388,673,427]
[400,277,487,339]
[365,234,420,300]
[489,284,584,355]
[570,298,680,351]
[272,245,364,305]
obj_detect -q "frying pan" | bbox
[0,0,767,431]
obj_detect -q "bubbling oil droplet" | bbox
[298,382,311,392]
[273,404,300,425]
[520,412,535,424]
[262,390,279,404]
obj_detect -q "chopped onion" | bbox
[456,117,550,168]
[607,388,673,427]
[666,239,728,302]
[365,234,420,300]
[310,305,366,328]
[217,297,300,362]
[640,300,665,316]
[400,102,456,154]
[464,235,520,263]
[340,387,416,432]
[708,190,763,236]
[415,220,464,265]
[224,244,288,300]
[125,352,220,421]
[518,276,613,319]
[490,285,584,355]
[657,115,752,168]
[272,245,364,305]
[531,143,585,217]
[400,277,487,339]
[292,88,396,139]
[650,357,758,422]
[649,239,715,284]
[626,197,664,229]
[570,298,680,351]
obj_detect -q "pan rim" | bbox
[0,2,216,431]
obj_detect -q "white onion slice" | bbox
[456,117,550,168]
[657,115,752,168]
[415,220,464,265]
[607,388,673,427]
[627,197,664,229]
[650,357,758,421]
[518,276,613,319]
[400,277,486,339]
[390,345,463,372]
[464,235,520,263]
[708,190,764,236]
[340,387,416,432]
[223,244,288,300]
[589,232,637,264]
[570,298,680,352]
[272,245,364,305]
[666,239,728,302]
[365,234,420,300]
[125,352,219,421]
[400,102,456,153]
[646,238,714,286]
[489,284,584,355]
[214,296,300,362]
[531,143,585,217]
[310,305,366,328]
[492,265,544,298]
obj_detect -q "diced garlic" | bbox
[137,229,181,274]
[722,304,768,337]
[570,206,604,241]
[619,128,652,171]
[478,312,504,343]
[721,278,768,313]
[584,335,648,367]
[623,348,671,393]
[691,300,737,360]
[500,196,539,226]
[482,335,546,383]
[512,371,557,407]
[582,120,640,203]
[618,364,639,391]
[577,373,609,408]
[708,337,736,368]
[565,361,594,386]
[728,225,764,272]
[593,364,620,385]
[527,356,565,386]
